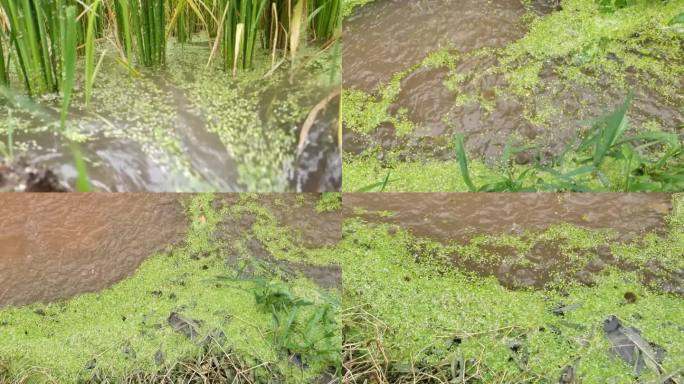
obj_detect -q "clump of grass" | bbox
[217,0,269,73]
[312,0,341,41]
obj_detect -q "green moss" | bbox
[0,194,341,383]
[339,204,684,382]
[316,192,342,213]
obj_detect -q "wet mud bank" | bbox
[343,0,527,90]
[343,0,684,192]
[340,193,684,383]
[0,194,343,383]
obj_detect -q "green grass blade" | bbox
[455,134,477,192]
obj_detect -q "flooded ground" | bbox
[0,194,185,306]
[1,41,341,192]
[343,0,684,191]
[0,193,340,307]
[343,0,527,91]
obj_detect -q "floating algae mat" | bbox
[343,0,684,192]
[0,1,342,192]
[340,193,684,382]
[0,193,343,382]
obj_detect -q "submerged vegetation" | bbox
[343,0,683,192]
[0,194,341,383]
[0,0,342,191]
[340,194,684,383]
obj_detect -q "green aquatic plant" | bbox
[59,5,91,192]
[112,0,134,63]
[217,0,269,72]
[312,0,341,42]
[352,94,682,193]
[0,194,341,383]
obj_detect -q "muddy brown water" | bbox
[344,0,683,159]
[0,194,187,307]
[343,0,527,91]
[344,193,672,242]
[0,194,341,307]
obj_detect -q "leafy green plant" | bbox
[0,0,60,95]
[312,0,341,41]
[113,0,134,63]
[84,0,104,107]
[61,5,92,193]
[254,279,340,371]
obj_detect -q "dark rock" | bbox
[0,158,70,192]
[552,303,581,316]
[154,348,165,366]
[558,359,579,384]
[167,312,203,341]
[603,315,664,375]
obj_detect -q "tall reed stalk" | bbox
[129,0,166,67]
[0,33,8,86]
[61,5,92,192]
[113,0,134,63]
[84,0,102,106]
[312,0,340,41]
[218,0,268,71]
[0,0,60,95]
